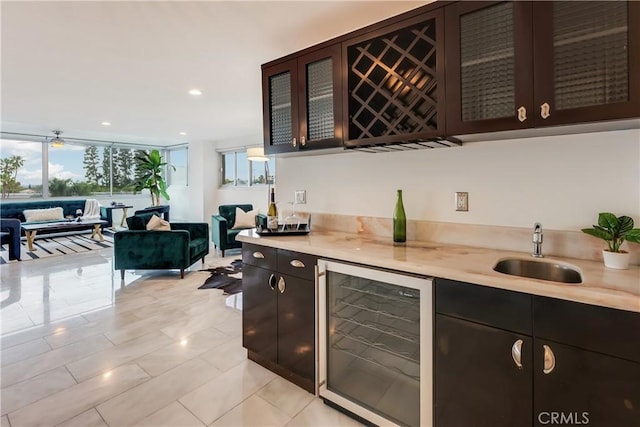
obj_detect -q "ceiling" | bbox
[1,1,428,147]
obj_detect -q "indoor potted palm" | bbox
[134,150,175,206]
[581,212,640,269]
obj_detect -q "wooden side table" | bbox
[104,205,133,228]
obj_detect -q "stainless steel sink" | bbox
[493,258,582,284]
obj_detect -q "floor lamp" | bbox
[246,147,271,211]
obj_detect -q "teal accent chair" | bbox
[114,212,209,279]
[0,218,22,261]
[211,204,253,257]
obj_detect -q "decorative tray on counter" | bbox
[255,214,311,236]
[256,228,310,236]
[255,224,311,236]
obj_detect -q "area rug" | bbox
[0,234,114,264]
[198,259,243,295]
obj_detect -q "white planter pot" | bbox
[602,250,630,270]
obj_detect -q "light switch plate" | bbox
[295,190,306,204]
[455,192,468,211]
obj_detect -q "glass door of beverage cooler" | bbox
[318,260,433,427]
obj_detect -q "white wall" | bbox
[276,129,640,231]
[169,134,269,223]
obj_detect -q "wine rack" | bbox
[346,13,442,143]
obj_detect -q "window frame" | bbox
[219,148,275,188]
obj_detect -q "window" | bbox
[221,149,275,187]
[0,136,171,199]
[168,146,188,186]
[250,157,275,186]
[48,144,141,196]
[0,139,43,199]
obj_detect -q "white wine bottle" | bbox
[267,188,278,232]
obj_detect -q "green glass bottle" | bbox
[393,189,406,243]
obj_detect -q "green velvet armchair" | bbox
[211,204,254,257]
[114,213,209,279]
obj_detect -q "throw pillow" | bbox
[23,207,64,222]
[126,212,157,230]
[146,214,171,231]
[231,207,258,229]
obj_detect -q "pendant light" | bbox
[50,130,64,148]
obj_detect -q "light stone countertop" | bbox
[237,229,640,313]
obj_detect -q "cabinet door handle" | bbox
[268,273,276,290]
[252,251,264,259]
[292,137,297,148]
[517,106,527,122]
[540,102,551,119]
[278,276,286,293]
[511,339,523,369]
[300,136,306,147]
[290,259,305,268]
[543,344,556,374]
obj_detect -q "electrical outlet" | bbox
[455,192,468,211]
[295,190,306,204]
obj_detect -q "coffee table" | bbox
[21,219,108,251]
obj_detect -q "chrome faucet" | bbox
[532,222,544,258]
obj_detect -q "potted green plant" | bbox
[581,212,640,269]
[134,150,175,206]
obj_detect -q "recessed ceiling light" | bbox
[188,89,202,96]
[179,132,187,136]
[101,121,111,126]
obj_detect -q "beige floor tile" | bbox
[1,366,77,415]
[66,331,174,382]
[213,316,242,339]
[135,328,233,377]
[179,360,277,425]
[285,399,365,427]
[55,408,107,427]
[132,401,204,427]
[257,377,315,418]
[103,308,187,345]
[159,311,227,341]
[96,357,221,426]
[0,337,51,366]
[199,336,247,372]
[211,394,291,426]
[0,311,36,336]
[0,315,89,350]
[1,334,113,387]
[7,363,149,427]
[44,311,141,349]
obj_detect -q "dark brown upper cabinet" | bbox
[446,1,639,136]
[262,44,342,155]
[342,9,448,149]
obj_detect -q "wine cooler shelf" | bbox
[329,273,421,383]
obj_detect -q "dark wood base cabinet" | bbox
[435,315,532,427]
[435,278,640,427]
[242,243,316,394]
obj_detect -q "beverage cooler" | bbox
[318,260,433,427]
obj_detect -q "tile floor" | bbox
[0,246,362,426]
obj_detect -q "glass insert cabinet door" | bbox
[262,45,342,154]
[318,260,433,427]
[446,1,638,135]
[263,59,299,154]
[445,1,534,134]
[533,1,640,125]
